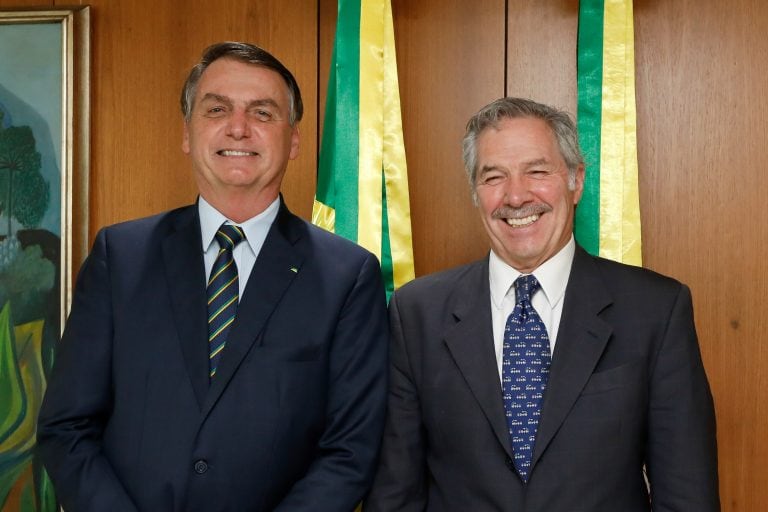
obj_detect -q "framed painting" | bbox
[0,7,90,511]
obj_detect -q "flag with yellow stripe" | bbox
[576,0,642,265]
[313,0,415,298]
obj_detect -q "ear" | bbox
[572,163,586,204]
[182,122,191,155]
[288,126,300,160]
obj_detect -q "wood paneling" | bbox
[0,0,52,6]
[391,0,506,276]
[634,0,768,508]
[318,0,337,175]
[506,0,579,114]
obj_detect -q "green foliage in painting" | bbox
[0,120,47,236]
[12,171,49,229]
[0,243,54,326]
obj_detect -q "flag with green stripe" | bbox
[576,0,642,265]
[313,0,415,299]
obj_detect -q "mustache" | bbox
[491,204,552,219]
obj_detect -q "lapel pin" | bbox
[290,267,299,273]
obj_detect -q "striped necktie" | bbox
[502,274,552,483]
[207,224,245,378]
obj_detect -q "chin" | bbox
[499,242,547,265]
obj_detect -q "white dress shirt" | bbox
[488,236,576,379]
[198,195,280,300]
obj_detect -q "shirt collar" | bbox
[489,235,575,309]
[198,195,280,254]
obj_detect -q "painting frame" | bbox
[0,6,89,511]
[0,6,90,327]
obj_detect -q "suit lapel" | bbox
[162,206,209,410]
[202,202,304,417]
[443,259,514,459]
[531,246,613,468]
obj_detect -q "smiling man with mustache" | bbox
[365,97,719,511]
[37,42,389,512]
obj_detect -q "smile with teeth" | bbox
[505,214,540,227]
[217,150,257,156]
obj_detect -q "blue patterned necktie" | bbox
[207,224,245,379]
[502,274,552,483]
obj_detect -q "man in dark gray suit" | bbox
[364,97,719,511]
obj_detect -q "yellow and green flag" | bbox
[576,0,642,265]
[312,0,415,299]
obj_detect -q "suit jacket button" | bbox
[194,460,208,474]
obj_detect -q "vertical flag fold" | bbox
[576,0,642,265]
[313,0,415,298]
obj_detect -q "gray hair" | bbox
[181,41,303,126]
[462,97,583,202]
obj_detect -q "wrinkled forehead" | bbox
[477,117,560,155]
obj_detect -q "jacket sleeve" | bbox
[36,229,139,512]
[645,284,720,511]
[363,291,428,512]
[273,252,389,511]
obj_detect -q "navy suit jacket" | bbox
[38,201,389,511]
[364,246,719,511]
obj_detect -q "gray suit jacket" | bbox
[364,246,719,511]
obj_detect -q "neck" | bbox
[200,189,279,223]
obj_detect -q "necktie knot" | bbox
[215,224,245,251]
[514,274,540,304]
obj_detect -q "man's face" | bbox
[474,117,584,273]
[182,57,299,204]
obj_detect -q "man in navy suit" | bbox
[364,97,719,511]
[38,42,389,511]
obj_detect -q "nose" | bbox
[503,172,533,207]
[226,110,251,139]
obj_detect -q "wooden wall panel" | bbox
[318,0,336,176]
[506,0,579,114]
[50,0,318,239]
[0,0,51,6]
[390,0,506,276]
[634,0,768,508]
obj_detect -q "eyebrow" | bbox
[199,93,280,111]
[199,93,232,106]
[521,158,550,168]
[248,98,280,110]
[478,157,554,176]
[478,164,502,175]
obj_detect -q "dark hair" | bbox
[180,41,303,125]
